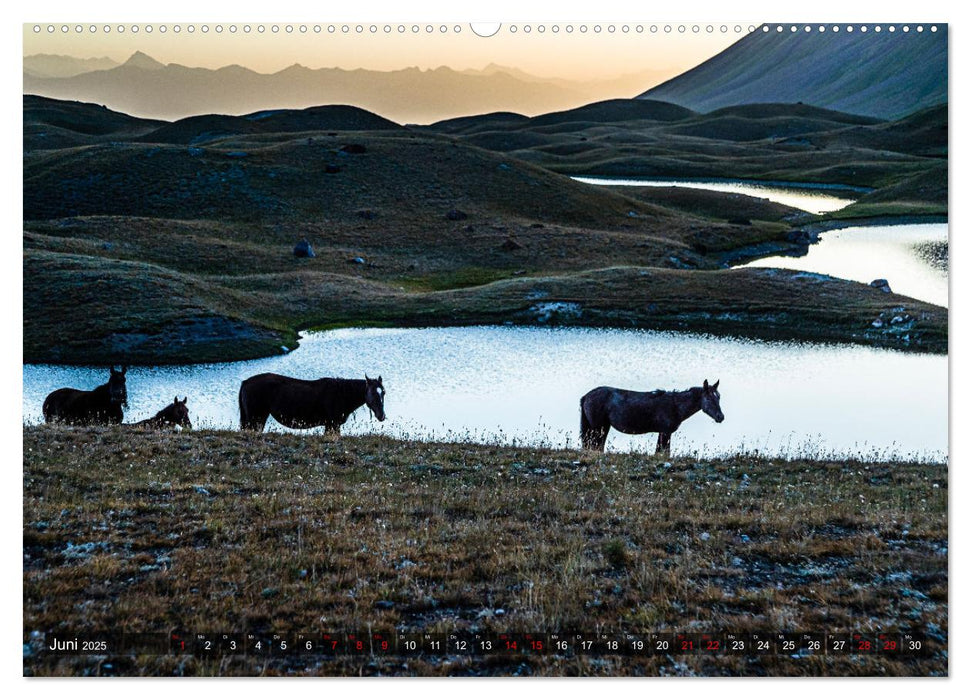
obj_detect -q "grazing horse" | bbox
[42,366,128,425]
[239,373,386,433]
[131,397,192,429]
[580,379,724,453]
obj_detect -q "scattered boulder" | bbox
[347,256,367,265]
[870,278,893,293]
[340,143,367,154]
[785,229,817,244]
[293,239,315,258]
[530,223,545,229]
[445,209,469,221]
[356,209,377,220]
[324,163,341,174]
[500,237,523,252]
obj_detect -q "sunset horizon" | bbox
[23,22,743,81]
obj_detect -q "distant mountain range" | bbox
[641,25,947,120]
[25,25,948,127]
[23,53,120,78]
[22,52,669,124]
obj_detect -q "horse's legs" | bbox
[580,400,609,452]
[591,426,609,452]
[242,409,269,432]
[581,426,608,451]
[239,388,270,432]
[599,429,609,452]
[656,432,671,456]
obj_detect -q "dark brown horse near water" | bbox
[239,373,386,433]
[580,379,724,453]
[130,396,192,429]
[42,366,128,425]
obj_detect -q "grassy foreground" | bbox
[23,426,947,676]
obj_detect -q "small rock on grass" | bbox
[293,239,315,258]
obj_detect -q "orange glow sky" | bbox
[23,23,747,80]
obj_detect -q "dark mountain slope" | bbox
[642,25,947,120]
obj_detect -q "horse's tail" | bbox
[580,396,592,449]
[238,382,250,430]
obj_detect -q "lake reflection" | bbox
[739,224,948,307]
[23,327,947,461]
[572,176,857,214]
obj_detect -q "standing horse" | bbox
[580,379,723,453]
[42,366,128,425]
[239,373,386,433]
[130,396,192,429]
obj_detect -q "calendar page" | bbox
[22,17,948,678]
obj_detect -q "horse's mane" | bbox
[647,387,700,397]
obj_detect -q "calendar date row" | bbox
[41,631,931,657]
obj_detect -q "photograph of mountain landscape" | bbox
[23,22,947,677]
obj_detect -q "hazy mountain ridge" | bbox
[641,26,947,120]
[23,53,120,78]
[23,53,670,124]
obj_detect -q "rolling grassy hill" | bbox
[640,25,947,120]
[425,97,947,222]
[23,96,947,364]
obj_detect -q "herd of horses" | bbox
[41,367,724,454]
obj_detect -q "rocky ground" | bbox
[23,426,948,676]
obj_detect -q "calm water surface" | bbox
[572,176,857,214]
[739,223,948,307]
[23,327,946,460]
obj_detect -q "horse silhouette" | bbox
[42,366,128,425]
[130,396,191,429]
[239,373,386,433]
[580,379,723,453]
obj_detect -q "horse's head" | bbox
[168,396,192,429]
[701,379,724,423]
[364,374,386,422]
[109,366,128,408]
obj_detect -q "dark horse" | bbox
[130,396,192,429]
[239,373,386,433]
[42,366,128,425]
[580,379,724,453]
